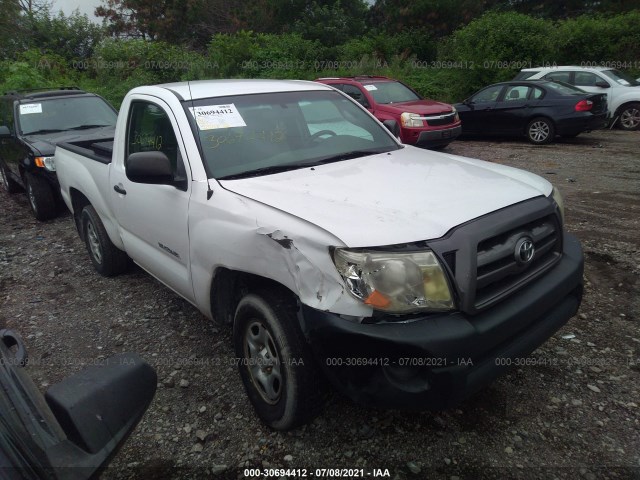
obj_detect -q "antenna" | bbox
[187,80,214,200]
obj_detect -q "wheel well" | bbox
[615,101,640,115]
[69,188,91,239]
[210,268,295,325]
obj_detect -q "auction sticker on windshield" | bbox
[19,104,43,115]
[363,85,378,91]
[190,104,247,130]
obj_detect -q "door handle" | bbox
[113,185,127,195]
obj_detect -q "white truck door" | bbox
[110,96,195,302]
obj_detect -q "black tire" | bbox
[0,161,20,194]
[233,287,327,430]
[617,102,640,131]
[24,172,56,220]
[80,205,129,277]
[526,117,555,145]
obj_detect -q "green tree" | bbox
[292,1,367,46]
[368,0,501,37]
[438,11,556,100]
[27,10,105,60]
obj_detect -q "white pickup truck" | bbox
[55,80,584,430]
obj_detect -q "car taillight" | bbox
[575,100,593,112]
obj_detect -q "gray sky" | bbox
[53,0,103,20]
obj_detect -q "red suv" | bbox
[315,76,462,148]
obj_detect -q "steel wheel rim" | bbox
[86,221,103,264]
[244,320,282,404]
[27,182,38,212]
[529,121,550,142]
[621,108,640,129]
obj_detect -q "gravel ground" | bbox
[1,130,639,480]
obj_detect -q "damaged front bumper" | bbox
[297,233,584,410]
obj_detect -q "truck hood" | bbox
[220,146,552,247]
[22,126,115,156]
[376,100,453,116]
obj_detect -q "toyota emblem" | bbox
[515,237,535,265]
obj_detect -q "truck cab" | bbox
[55,80,584,431]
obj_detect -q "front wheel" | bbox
[233,288,327,430]
[80,205,129,277]
[526,117,555,145]
[618,103,640,131]
[24,173,56,220]
[0,162,20,194]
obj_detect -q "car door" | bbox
[458,84,504,133]
[0,98,27,184]
[110,96,195,302]
[491,85,533,133]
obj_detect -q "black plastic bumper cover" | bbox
[298,233,584,409]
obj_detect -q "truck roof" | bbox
[520,66,613,72]
[152,79,331,101]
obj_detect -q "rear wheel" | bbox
[233,287,327,430]
[526,117,555,145]
[80,205,129,276]
[24,173,56,220]
[618,103,640,131]
[0,162,20,194]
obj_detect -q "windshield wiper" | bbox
[23,129,64,135]
[68,124,114,130]
[218,149,394,180]
[218,164,310,180]
[306,148,394,166]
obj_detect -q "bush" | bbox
[555,12,640,76]
[209,31,325,78]
[0,50,78,93]
[92,39,215,84]
[438,12,556,100]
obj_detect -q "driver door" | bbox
[110,96,195,302]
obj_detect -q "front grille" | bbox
[427,197,564,315]
[424,112,456,127]
[474,215,561,309]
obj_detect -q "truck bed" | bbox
[57,138,114,164]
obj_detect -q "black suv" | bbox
[0,87,117,220]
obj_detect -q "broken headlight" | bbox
[332,248,455,313]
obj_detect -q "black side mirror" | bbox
[126,151,174,185]
[382,119,401,139]
[0,330,156,479]
[595,81,610,88]
[0,125,11,137]
[45,353,157,456]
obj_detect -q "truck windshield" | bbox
[17,96,117,135]
[185,90,400,180]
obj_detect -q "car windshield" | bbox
[185,90,400,180]
[17,96,117,135]
[365,81,421,104]
[601,69,640,86]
